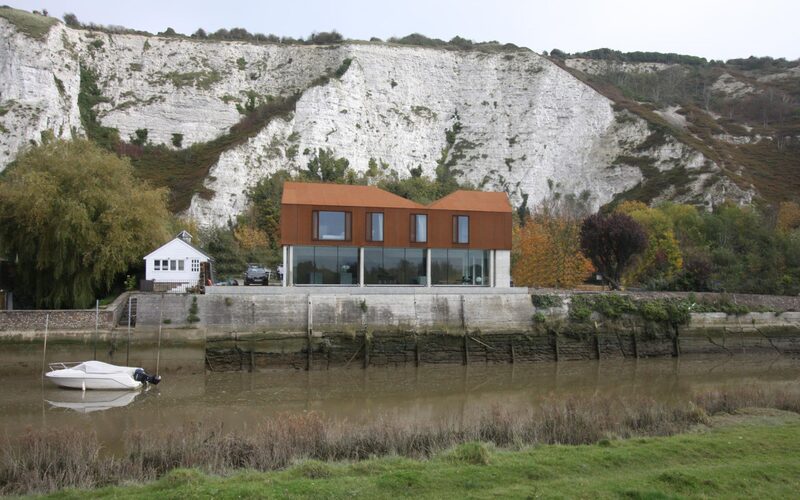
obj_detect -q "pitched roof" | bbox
[427,190,512,213]
[143,237,214,261]
[282,181,423,209]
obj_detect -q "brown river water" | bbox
[1,346,799,450]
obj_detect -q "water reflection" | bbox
[45,390,142,414]
[0,353,797,451]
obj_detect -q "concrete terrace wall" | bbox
[2,289,800,372]
[135,288,534,335]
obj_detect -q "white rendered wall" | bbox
[144,239,208,283]
[494,250,511,287]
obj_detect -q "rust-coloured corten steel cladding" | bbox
[280,182,512,250]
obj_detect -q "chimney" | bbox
[177,230,193,244]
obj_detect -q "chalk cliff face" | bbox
[0,18,751,228]
[0,21,82,168]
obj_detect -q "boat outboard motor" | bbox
[133,368,162,385]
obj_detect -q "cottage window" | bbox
[154,260,161,271]
[178,260,185,271]
[453,215,469,244]
[170,260,177,271]
[161,259,168,270]
[312,211,351,241]
[366,212,384,242]
[191,259,199,272]
[410,214,427,243]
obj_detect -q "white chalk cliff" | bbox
[0,18,751,227]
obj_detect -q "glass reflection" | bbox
[293,246,359,285]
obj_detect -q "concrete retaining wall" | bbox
[134,291,535,334]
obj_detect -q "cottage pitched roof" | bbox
[143,236,214,261]
[427,190,512,213]
[282,181,424,209]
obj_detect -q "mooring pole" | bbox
[126,295,132,366]
[673,326,681,358]
[306,295,312,371]
[414,335,421,367]
[593,321,601,360]
[41,313,49,375]
[156,294,164,376]
[363,333,370,369]
[552,332,560,362]
[93,299,99,360]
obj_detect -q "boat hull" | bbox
[45,373,142,390]
[45,361,146,390]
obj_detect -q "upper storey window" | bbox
[313,211,351,241]
[410,214,427,243]
[366,212,384,242]
[453,215,469,244]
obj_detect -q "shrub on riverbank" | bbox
[2,383,799,495]
[565,293,774,325]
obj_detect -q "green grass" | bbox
[0,7,57,40]
[45,413,800,499]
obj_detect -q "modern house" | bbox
[280,182,512,287]
[143,231,213,292]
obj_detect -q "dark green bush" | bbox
[334,58,352,79]
[590,295,638,319]
[531,294,563,309]
[568,295,693,326]
[638,300,669,323]
[187,297,200,323]
[131,128,148,146]
[569,297,593,321]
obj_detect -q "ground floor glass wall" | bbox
[293,246,358,285]
[364,247,426,285]
[290,246,491,286]
[431,249,490,286]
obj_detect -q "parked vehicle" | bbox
[244,263,269,286]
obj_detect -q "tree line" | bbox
[2,139,800,308]
[513,195,800,295]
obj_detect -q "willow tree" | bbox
[0,139,170,308]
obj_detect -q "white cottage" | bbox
[143,231,213,292]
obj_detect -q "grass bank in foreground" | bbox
[47,409,800,499]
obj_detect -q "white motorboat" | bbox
[45,360,161,390]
